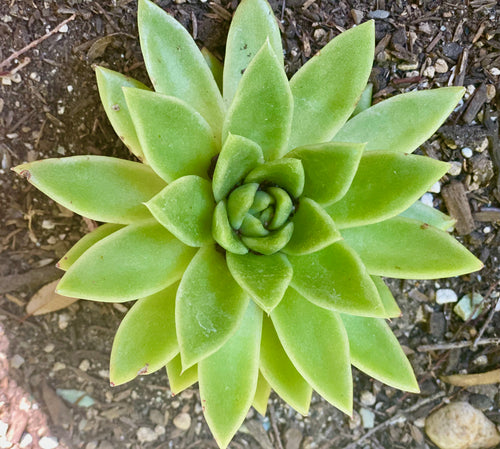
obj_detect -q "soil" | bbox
[0,1,499,449]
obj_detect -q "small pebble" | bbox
[173,412,191,431]
[58,24,68,33]
[19,433,33,448]
[435,59,449,73]
[461,147,473,158]
[39,436,59,449]
[67,85,73,93]
[429,181,441,193]
[483,226,491,234]
[58,314,70,330]
[448,161,462,176]
[79,359,90,372]
[490,67,500,76]
[360,391,376,406]
[368,9,390,19]
[112,303,127,313]
[53,362,66,372]
[154,425,166,436]
[11,354,25,369]
[351,9,364,24]
[454,293,484,321]
[435,289,458,305]
[423,66,436,78]
[42,220,55,230]
[485,84,496,102]
[313,28,326,41]
[420,193,434,207]
[0,422,7,437]
[149,409,165,426]
[473,355,488,366]
[136,427,157,443]
[359,408,375,429]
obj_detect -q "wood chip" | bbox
[441,182,475,235]
[462,83,487,123]
[474,208,500,222]
[441,369,500,387]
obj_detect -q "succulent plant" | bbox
[14,0,482,446]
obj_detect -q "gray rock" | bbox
[368,10,390,19]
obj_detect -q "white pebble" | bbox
[490,67,500,76]
[420,193,434,207]
[19,433,33,448]
[360,408,375,428]
[448,161,462,176]
[360,390,376,406]
[435,289,458,305]
[67,85,73,93]
[58,24,68,33]
[136,427,158,443]
[461,147,473,158]
[483,226,491,234]
[11,354,25,369]
[173,412,191,430]
[79,359,90,372]
[39,436,59,449]
[0,421,8,437]
[434,58,449,73]
[58,314,70,330]
[429,181,441,193]
[423,66,435,78]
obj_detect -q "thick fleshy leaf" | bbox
[288,242,385,317]
[351,83,373,118]
[245,158,305,198]
[201,47,223,93]
[371,276,401,318]
[342,216,483,279]
[95,66,150,161]
[227,252,292,313]
[287,142,364,206]
[110,283,178,386]
[199,301,262,449]
[253,373,271,416]
[57,222,196,301]
[399,201,455,231]
[212,201,249,255]
[223,0,283,106]
[326,152,450,228]
[288,20,374,150]
[138,0,224,138]
[223,41,293,160]
[271,288,352,414]
[166,354,198,395]
[267,187,293,230]
[334,87,465,153]
[260,316,312,415]
[340,314,419,392]
[227,183,259,229]
[176,246,250,369]
[124,88,218,183]
[13,156,165,224]
[212,134,264,202]
[57,223,124,271]
[146,176,214,247]
[283,198,341,255]
[242,222,294,256]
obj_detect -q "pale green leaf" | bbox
[288,241,386,317]
[212,201,249,255]
[176,246,250,369]
[227,252,293,313]
[223,41,293,160]
[350,83,373,118]
[227,183,259,229]
[201,47,223,93]
[340,314,419,392]
[57,221,196,301]
[371,276,401,318]
[124,88,218,183]
[326,152,450,228]
[146,176,214,247]
[223,0,283,105]
[240,214,269,237]
[266,187,293,230]
[13,156,165,224]
[110,283,179,386]
[260,316,312,415]
[341,216,483,279]
[288,20,374,150]
[334,87,465,153]
[271,288,352,414]
[242,222,294,256]
[166,354,198,395]
[399,201,455,231]
[138,0,224,138]
[253,373,271,416]
[199,301,262,449]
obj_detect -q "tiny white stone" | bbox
[473,355,488,366]
[58,24,68,33]
[67,85,73,93]
[41,219,55,230]
[154,425,166,436]
[11,354,25,369]
[39,436,59,449]
[137,427,158,443]
[429,181,441,193]
[448,161,462,176]
[423,66,435,78]
[435,289,458,305]
[53,362,66,372]
[19,433,33,448]
[98,369,109,379]
[113,303,127,313]
[490,67,500,76]
[360,390,376,406]
[484,226,491,234]
[79,359,90,372]
[360,408,375,429]
[0,421,8,437]
[58,313,70,330]
[461,147,473,158]
[420,193,434,207]
[434,58,448,73]
[173,412,191,430]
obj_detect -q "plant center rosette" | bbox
[13,0,483,447]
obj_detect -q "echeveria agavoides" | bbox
[13,0,483,447]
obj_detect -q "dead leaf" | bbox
[441,369,500,387]
[26,279,78,315]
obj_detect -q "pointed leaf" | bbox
[166,354,198,395]
[223,41,293,160]
[227,183,259,229]
[95,66,150,161]
[13,156,165,224]
[287,142,364,206]
[371,276,401,318]
[340,314,419,392]
[288,241,386,317]
[176,246,250,369]
[146,176,214,247]
[399,201,455,231]
[124,88,218,183]
[201,47,223,93]
[326,152,450,228]
[110,283,179,386]
[242,222,294,256]
[260,316,312,415]
[288,20,374,150]
[283,198,342,255]
[350,83,373,118]
[199,301,262,449]
[227,252,292,313]
[334,87,465,153]
[57,222,196,301]
[212,201,249,255]
[212,133,264,202]
[341,216,483,279]
[138,0,224,138]
[271,288,352,414]
[253,373,271,416]
[57,223,124,271]
[223,0,283,105]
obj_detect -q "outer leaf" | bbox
[351,83,373,118]
[124,88,218,183]
[242,222,294,256]
[342,216,483,279]
[110,283,178,386]
[287,142,364,206]
[57,223,124,271]
[271,288,352,414]
[57,221,196,301]
[223,41,293,160]
[176,246,250,369]
[13,156,165,224]
[166,354,198,395]
[212,133,264,202]
[283,198,342,255]
[212,201,249,255]
[326,152,450,229]
[288,242,386,317]
[199,301,262,449]
[399,201,455,231]
[340,314,419,392]
[260,316,312,415]
[138,0,224,138]
[223,0,283,106]
[227,252,293,313]
[288,20,374,150]
[146,176,214,247]
[371,276,401,318]
[253,373,271,416]
[95,66,150,161]
[201,48,223,93]
[334,87,465,153]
